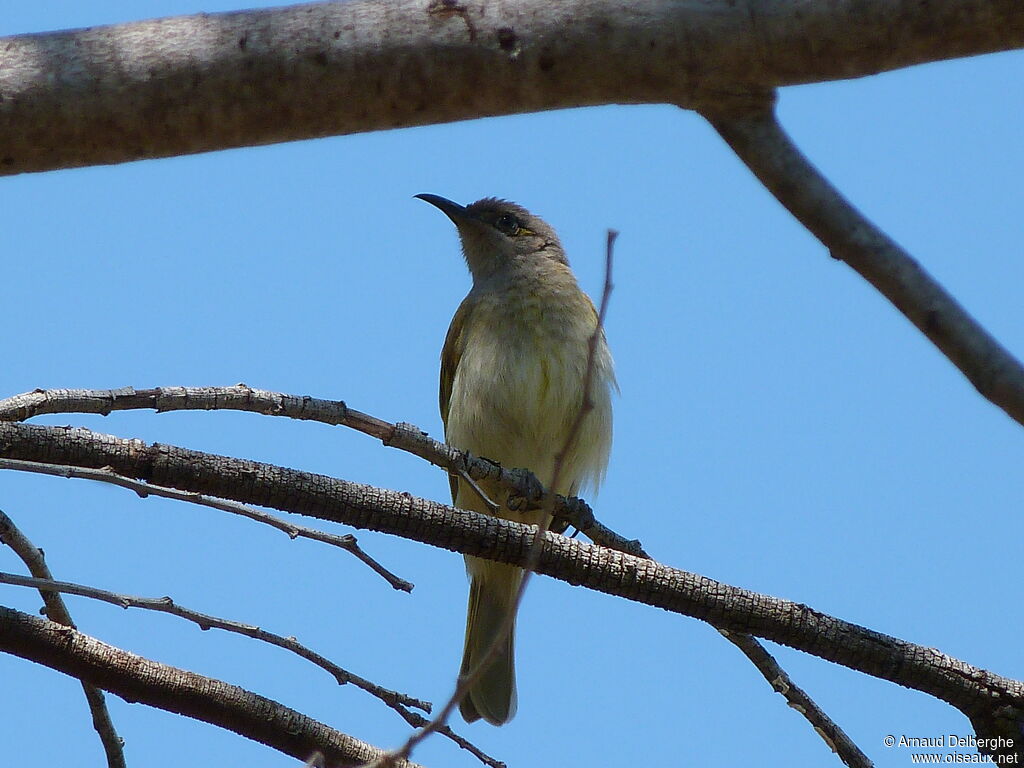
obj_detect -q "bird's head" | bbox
[416,194,567,282]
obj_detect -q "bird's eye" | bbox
[495,213,520,236]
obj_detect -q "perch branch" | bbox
[0,386,647,558]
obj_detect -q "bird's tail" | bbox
[459,558,520,725]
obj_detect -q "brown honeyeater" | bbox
[417,194,615,725]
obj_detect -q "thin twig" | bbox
[0,458,412,592]
[0,387,647,557]
[551,228,617,483]
[0,570,429,715]
[703,98,1024,429]
[720,630,872,767]
[387,711,506,768]
[0,509,126,768]
[456,467,500,514]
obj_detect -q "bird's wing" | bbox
[440,296,475,502]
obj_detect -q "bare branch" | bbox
[0,570,429,717]
[719,630,872,768]
[454,467,500,515]
[0,605,422,768]
[703,100,1024,429]
[0,385,647,557]
[0,457,412,592]
[3,400,1021,744]
[0,510,126,768]
[380,712,507,768]
[1,0,1021,175]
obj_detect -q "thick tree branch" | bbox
[1,0,1022,175]
[703,103,1024,429]
[0,385,647,557]
[0,605,422,768]
[2,421,1021,755]
[0,510,126,768]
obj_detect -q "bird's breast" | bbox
[445,285,613,493]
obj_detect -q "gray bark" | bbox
[1,0,1022,175]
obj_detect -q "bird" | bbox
[416,194,615,725]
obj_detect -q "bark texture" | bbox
[1,0,1022,174]
[0,606,420,768]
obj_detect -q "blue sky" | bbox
[2,3,1023,767]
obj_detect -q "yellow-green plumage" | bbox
[423,194,614,726]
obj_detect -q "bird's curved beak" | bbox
[415,193,471,224]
